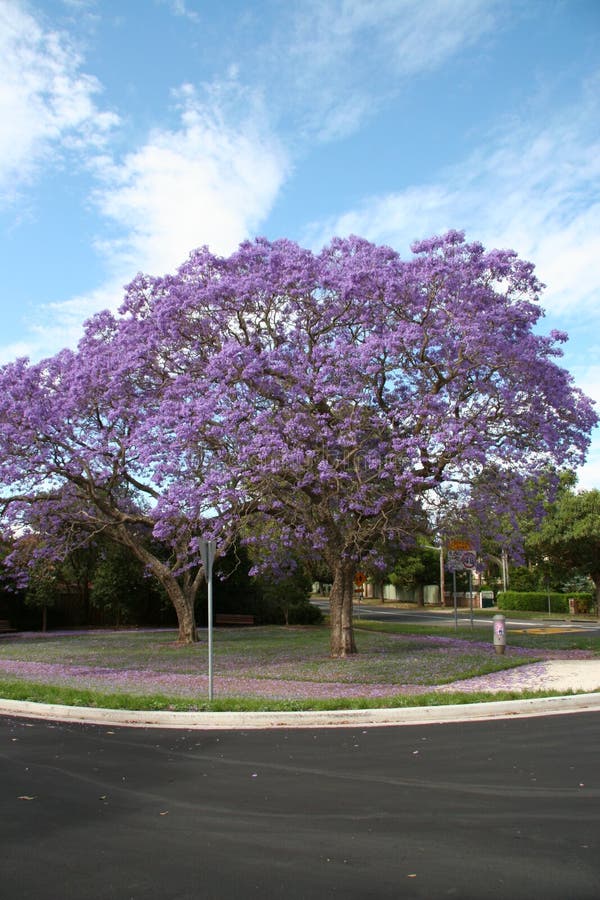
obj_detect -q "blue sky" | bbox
[1,0,599,486]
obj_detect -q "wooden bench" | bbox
[214,614,255,626]
[0,619,15,633]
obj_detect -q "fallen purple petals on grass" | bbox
[0,657,429,699]
[0,627,594,700]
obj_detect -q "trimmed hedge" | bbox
[497,591,593,613]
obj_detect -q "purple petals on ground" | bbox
[0,628,593,701]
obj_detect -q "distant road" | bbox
[311,599,600,635]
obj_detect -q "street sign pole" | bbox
[469,569,473,630]
[200,540,217,702]
[453,570,458,631]
[448,542,477,632]
[354,572,366,620]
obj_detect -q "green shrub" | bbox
[286,601,323,625]
[497,590,592,613]
[508,567,543,592]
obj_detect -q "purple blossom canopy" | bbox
[0,231,596,651]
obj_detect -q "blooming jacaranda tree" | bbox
[0,231,596,653]
[0,344,210,642]
[0,316,226,643]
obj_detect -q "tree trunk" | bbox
[329,561,358,657]
[161,577,198,643]
[117,528,199,643]
[593,574,600,620]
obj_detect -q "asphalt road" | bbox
[1,713,599,899]
[313,599,600,635]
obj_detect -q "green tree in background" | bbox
[90,542,169,627]
[389,545,441,605]
[529,488,600,614]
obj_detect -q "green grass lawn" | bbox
[0,621,596,712]
[354,619,600,651]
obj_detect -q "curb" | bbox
[1,692,599,730]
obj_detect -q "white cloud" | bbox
[90,82,290,275]
[276,0,499,141]
[157,0,201,24]
[574,365,600,406]
[571,365,600,490]
[0,0,118,204]
[4,80,290,363]
[576,448,600,492]
[0,339,38,366]
[305,79,600,318]
[303,79,600,489]
[0,278,128,364]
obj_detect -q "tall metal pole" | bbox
[200,540,217,702]
[501,549,509,592]
[453,570,458,631]
[469,569,473,630]
[207,565,214,701]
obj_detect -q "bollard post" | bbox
[493,614,506,655]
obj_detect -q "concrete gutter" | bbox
[1,691,599,730]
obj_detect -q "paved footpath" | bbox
[440,657,600,694]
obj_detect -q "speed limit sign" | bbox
[461,551,476,569]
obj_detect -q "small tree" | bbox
[256,568,317,625]
[3,534,64,631]
[90,542,169,627]
[24,559,60,632]
[389,545,441,605]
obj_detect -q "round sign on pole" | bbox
[462,551,476,569]
[354,572,366,587]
